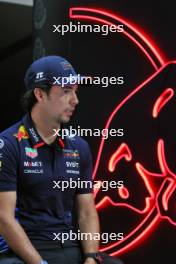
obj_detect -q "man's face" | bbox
[41,84,79,124]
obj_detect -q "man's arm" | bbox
[76,193,100,264]
[0,191,43,264]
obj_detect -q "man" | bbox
[0,55,101,264]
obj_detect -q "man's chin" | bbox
[60,117,70,124]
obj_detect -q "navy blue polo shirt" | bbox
[0,113,93,244]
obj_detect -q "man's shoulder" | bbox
[66,135,92,160]
[0,119,23,148]
[66,134,89,149]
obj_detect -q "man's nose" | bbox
[71,92,79,106]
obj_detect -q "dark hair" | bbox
[20,84,52,112]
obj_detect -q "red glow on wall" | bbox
[108,143,132,172]
[152,88,174,118]
[118,187,129,199]
[96,136,176,256]
[92,63,176,256]
[69,7,166,69]
[102,209,160,256]
[69,6,175,257]
[156,178,176,226]
[92,62,175,183]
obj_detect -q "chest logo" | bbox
[14,125,29,142]
[63,149,80,159]
[25,147,38,159]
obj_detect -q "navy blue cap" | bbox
[24,55,79,89]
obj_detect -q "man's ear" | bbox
[33,87,46,102]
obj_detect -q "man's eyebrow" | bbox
[63,86,79,91]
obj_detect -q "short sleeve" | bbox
[0,137,18,191]
[76,141,93,194]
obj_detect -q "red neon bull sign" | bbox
[70,7,176,256]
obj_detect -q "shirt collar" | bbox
[22,113,65,149]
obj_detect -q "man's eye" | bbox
[64,89,70,94]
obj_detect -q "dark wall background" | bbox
[1,1,176,263]
[0,2,32,129]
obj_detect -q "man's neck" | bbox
[30,108,60,145]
